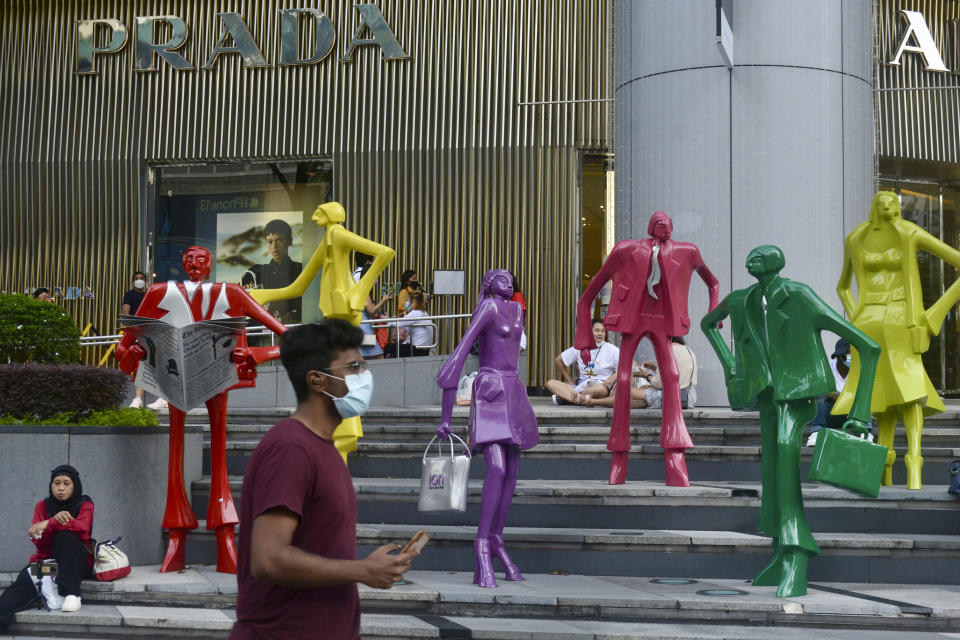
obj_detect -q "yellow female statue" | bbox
[251,202,395,461]
[835,191,960,489]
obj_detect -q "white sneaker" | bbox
[806,431,818,447]
[61,595,81,612]
[40,576,63,610]
[128,397,144,409]
[147,398,168,411]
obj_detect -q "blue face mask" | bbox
[321,370,374,419]
[404,300,411,311]
[843,355,851,367]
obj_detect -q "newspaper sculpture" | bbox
[119,315,247,412]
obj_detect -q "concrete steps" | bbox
[16,403,948,638]
[180,517,960,586]
[5,566,960,638]
[192,478,960,536]
[210,439,959,486]
[194,405,960,446]
[197,405,960,485]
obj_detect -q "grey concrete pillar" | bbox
[615,0,873,406]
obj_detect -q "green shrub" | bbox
[0,408,158,427]
[0,294,81,364]
[0,363,129,420]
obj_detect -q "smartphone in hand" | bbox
[401,529,430,554]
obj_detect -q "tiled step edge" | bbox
[192,477,960,509]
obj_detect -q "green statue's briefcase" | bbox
[808,426,888,498]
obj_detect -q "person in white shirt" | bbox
[545,319,620,405]
[585,337,697,409]
[398,292,433,356]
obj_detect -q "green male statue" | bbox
[701,245,880,597]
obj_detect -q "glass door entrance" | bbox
[878,179,960,395]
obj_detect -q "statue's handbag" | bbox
[807,426,888,498]
[418,434,471,512]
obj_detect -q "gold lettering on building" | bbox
[135,16,191,71]
[75,5,408,75]
[202,13,271,69]
[76,19,127,75]
[279,8,336,66]
[339,3,410,62]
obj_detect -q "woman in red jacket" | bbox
[0,465,94,629]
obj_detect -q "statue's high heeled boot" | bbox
[490,534,523,581]
[473,538,497,588]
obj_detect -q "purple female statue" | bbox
[436,269,539,588]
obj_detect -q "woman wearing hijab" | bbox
[0,465,94,628]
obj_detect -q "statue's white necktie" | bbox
[647,244,661,300]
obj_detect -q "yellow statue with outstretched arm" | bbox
[252,202,395,462]
[834,191,960,489]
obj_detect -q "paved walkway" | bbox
[4,565,960,638]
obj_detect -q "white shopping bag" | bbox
[418,433,471,512]
[455,372,478,406]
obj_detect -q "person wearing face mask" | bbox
[231,320,417,640]
[805,338,859,447]
[396,269,432,317]
[0,465,94,628]
[122,271,149,408]
[544,319,620,405]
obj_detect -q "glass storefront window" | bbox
[151,160,333,326]
[580,153,613,317]
[878,179,960,395]
[941,186,960,393]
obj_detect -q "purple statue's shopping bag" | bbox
[418,434,471,512]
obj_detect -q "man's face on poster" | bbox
[266,233,291,263]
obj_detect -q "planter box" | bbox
[0,425,202,572]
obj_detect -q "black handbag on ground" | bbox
[949,460,960,497]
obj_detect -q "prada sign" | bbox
[77,4,408,75]
[888,9,950,73]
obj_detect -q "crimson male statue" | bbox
[576,212,719,485]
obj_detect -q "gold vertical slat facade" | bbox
[877,0,960,162]
[0,1,609,383]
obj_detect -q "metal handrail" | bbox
[79,312,474,358]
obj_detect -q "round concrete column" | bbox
[615,0,874,406]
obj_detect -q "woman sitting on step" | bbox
[0,465,94,629]
[545,318,620,405]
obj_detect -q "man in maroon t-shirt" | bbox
[230,320,417,639]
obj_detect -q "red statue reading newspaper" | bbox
[116,246,287,573]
